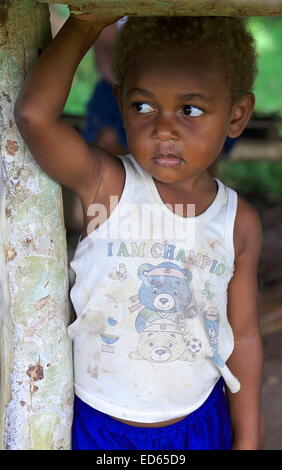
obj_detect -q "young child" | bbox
[14,8,263,451]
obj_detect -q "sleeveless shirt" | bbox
[68,154,240,423]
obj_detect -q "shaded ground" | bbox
[254,199,282,292]
[262,330,282,450]
[252,200,282,450]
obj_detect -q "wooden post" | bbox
[38,0,282,16]
[0,0,73,450]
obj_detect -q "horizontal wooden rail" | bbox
[38,0,282,16]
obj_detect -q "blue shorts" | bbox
[83,79,128,150]
[72,378,233,450]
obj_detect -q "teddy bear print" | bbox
[135,262,197,333]
[129,319,202,363]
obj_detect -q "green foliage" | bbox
[64,50,99,115]
[248,17,282,117]
[218,161,282,203]
[54,4,99,115]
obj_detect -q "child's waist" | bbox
[73,377,226,429]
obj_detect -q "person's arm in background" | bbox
[226,197,264,450]
[87,20,128,156]
[94,23,119,86]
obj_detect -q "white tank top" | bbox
[68,154,240,423]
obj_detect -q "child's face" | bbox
[116,50,254,184]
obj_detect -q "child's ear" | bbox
[113,84,124,116]
[228,93,255,139]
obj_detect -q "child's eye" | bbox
[182,105,204,117]
[133,102,154,113]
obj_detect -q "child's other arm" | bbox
[14,13,120,200]
[226,198,264,450]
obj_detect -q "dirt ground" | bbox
[262,329,282,450]
[253,200,282,450]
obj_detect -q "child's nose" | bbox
[152,113,178,141]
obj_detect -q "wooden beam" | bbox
[38,0,282,16]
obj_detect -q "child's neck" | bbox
[153,170,214,192]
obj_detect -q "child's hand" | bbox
[68,5,121,28]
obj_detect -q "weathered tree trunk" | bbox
[0,0,73,450]
[39,0,282,16]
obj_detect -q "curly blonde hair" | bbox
[113,16,258,102]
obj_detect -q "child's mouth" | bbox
[152,155,183,167]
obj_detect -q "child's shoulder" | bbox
[233,195,263,261]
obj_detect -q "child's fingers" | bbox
[68,5,122,27]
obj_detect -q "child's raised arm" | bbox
[14,12,120,200]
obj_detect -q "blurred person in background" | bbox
[83,20,128,155]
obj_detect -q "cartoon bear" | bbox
[135,262,197,333]
[129,319,202,363]
[203,306,225,368]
